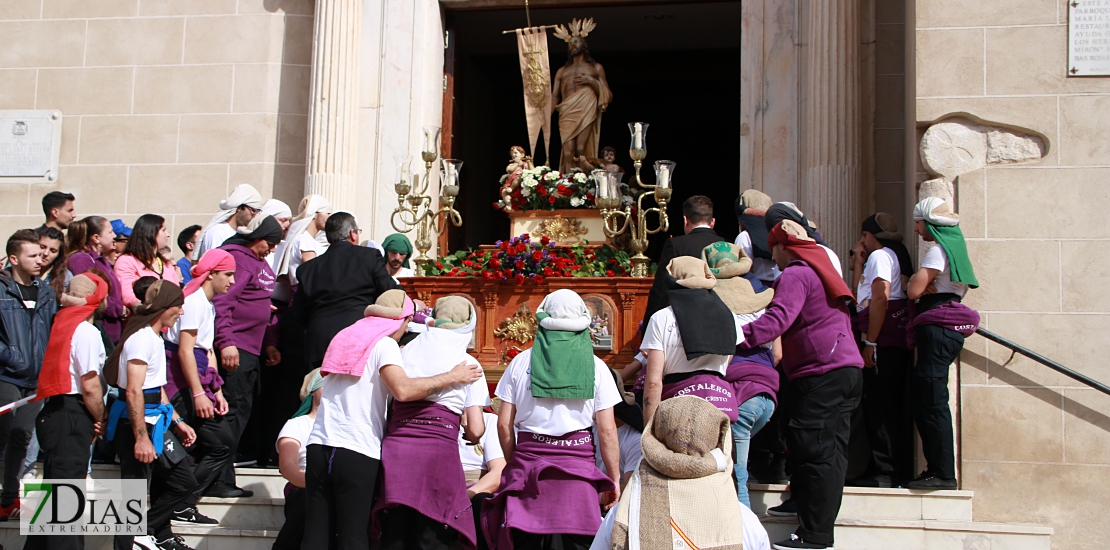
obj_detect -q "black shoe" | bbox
[772,534,832,549]
[170,506,219,525]
[203,483,254,498]
[767,498,797,517]
[906,472,957,490]
[752,451,790,484]
[156,535,195,550]
[847,473,892,488]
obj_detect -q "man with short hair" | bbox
[290,212,400,370]
[641,195,725,329]
[0,229,57,521]
[176,225,203,286]
[110,220,132,266]
[381,233,415,281]
[196,184,265,260]
[42,191,76,232]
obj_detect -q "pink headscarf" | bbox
[321,292,415,377]
[183,249,236,297]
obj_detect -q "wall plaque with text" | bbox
[1070,0,1110,76]
[0,111,63,183]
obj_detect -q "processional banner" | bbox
[515,27,553,163]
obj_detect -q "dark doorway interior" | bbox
[447,2,740,261]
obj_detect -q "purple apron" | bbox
[662,372,739,422]
[481,430,615,550]
[906,301,980,347]
[852,299,914,349]
[164,342,224,402]
[372,400,476,549]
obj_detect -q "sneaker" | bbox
[772,534,833,549]
[170,506,219,525]
[906,472,957,490]
[86,478,112,493]
[202,482,253,499]
[846,473,892,488]
[132,535,160,550]
[767,498,797,517]
[21,471,35,481]
[156,535,195,550]
[0,498,20,521]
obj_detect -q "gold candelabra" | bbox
[594,122,674,278]
[390,126,463,276]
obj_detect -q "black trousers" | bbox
[379,504,457,550]
[860,346,914,479]
[510,531,592,550]
[470,493,493,550]
[218,350,261,486]
[787,367,863,547]
[170,392,236,505]
[23,395,96,550]
[273,486,306,550]
[751,364,792,456]
[112,418,197,549]
[0,382,42,506]
[913,324,964,480]
[302,444,381,550]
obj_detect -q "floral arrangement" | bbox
[495,167,633,212]
[422,233,645,282]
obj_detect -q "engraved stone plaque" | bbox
[1069,0,1110,76]
[0,111,63,183]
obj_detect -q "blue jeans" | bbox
[732,394,776,508]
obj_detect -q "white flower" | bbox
[523,178,537,188]
[570,197,584,207]
[522,187,532,197]
[574,173,587,183]
[622,195,634,206]
[544,171,561,181]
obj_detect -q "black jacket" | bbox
[289,241,400,366]
[641,227,726,330]
[0,269,57,389]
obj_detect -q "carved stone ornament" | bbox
[535,216,588,243]
[494,303,539,343]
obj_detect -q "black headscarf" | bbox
[862,214,914,278]
[664,259,737,360]
[764,203,827,247]
[735,196,772,260]
[222,215,283,248]
[104,280,185,387]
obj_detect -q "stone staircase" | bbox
[0,467,1054,549]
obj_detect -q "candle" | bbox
[633,123,642,148]
[654,160,675,189]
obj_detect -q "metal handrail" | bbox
[975,327,1110,397]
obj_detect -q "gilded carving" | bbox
[535,216,588,243]
[494,303,539,343]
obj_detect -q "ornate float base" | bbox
[400,277,651,383]
[508,209,607,244]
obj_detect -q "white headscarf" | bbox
[275,194,332,277]
[261,199,292,221]
[198,184,265,256]
[399,297,479,407]
[536,289,592,332]
[913,197,960,227]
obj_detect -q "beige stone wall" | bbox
[916,1,1110,548]
[0,0,312,243]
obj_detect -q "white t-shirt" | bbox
[821,245,844,277]
[398,352,490,414]
[198,223,235,260]
[276,414,316,471]
[920,244,969,298]
[590,500,771,550]
[166,291,216,351]
[857,247,908,303]
[287,232,320,285]
[68,322,105,395]
[459,412,505,472]
[640,307,745,377]
[495,349,622,436]
[594,423,642,477]
[735,232,779,282]
[118,325,168,391]
[307,337,403,460]
[391,266,415,284]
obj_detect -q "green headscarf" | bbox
[530,290,596,399]
[913,197,979,288]
[292,369,325,418]
[382,233,413,268]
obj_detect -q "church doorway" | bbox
[444,1,741,258]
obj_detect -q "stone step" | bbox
[758,516,1052,550]
[750,483,976,522]
[0,522,278,550]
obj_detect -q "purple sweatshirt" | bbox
[906,301,980,347]
[67,249,125,343]
[738,260,864,380]
[212,244,276,355]
[726,347,779,406]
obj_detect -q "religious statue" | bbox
[500,145,535,212]
[553,18,613,174]
[590,146,624,175]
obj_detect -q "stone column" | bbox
[304,0,362,211]
[798,0,863,265]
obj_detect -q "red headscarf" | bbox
[36,273,109,401]
[768,220,854,302]
[183,248,236,297]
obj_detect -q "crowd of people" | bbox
[0,185,980,550]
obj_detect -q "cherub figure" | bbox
[500,145,535,212]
